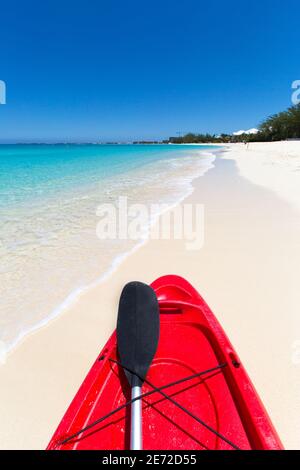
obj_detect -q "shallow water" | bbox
[0,144,219,353]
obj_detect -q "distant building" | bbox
[233,128,259,136]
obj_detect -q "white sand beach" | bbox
[224,141,300,211]
[0,142,299,449]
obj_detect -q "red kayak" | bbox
[47,275,283,450]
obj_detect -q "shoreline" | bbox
[0,142,299,449]
[1,148,217,361]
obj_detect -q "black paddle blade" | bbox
[117,281,160,387]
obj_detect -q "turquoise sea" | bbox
[0,144,219,357]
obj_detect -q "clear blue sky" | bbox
[0,0,299,142]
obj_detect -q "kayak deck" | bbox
[47,275,282,450]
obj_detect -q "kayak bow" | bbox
[47,275,283,450]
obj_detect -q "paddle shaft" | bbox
[130,386,142,450]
